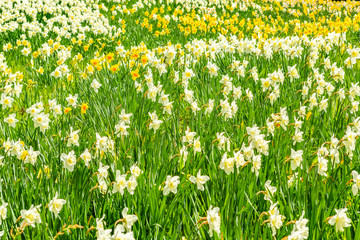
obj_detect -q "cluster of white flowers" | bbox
[20,205,42,228]
[96,133,115,157]
[287,211,309,240]
[3,139,40,165]
[113,164,143,195]
[267,202,286,236]
[95,208,137,240]
[148,110,163,132]
[115,109,132,137]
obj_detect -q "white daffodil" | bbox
[189,170,210,191]
[206,206,221,237]
[48,192,66,217]
[121,207,138,231]
[60,150,77,172]
[328,208,351,232]
[163,176,180,196]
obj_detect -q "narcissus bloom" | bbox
[268,202,285,236]
[352,170,360,196]
[264,180,277,201]
[24,146,40,165]
[182,126,196,144]
[66,94,78,107]
[33,112,51,133]
[67,128,80,147]
[110,64,119,73]
[287,211,309,240]
[328,208,351,232]
[206,206,221,237]
[163,175,180,195]
[48,192,66,217]
[130,164,142,178]
[219,153,234,175]
[131,69,140,80]
[20,205,42,228]
[288,64,299,80]
[193,137,201,153]
[91,79,102,93]
[81,103,89,114]
[148,111,162,132]
[0,202,8,224]
[64,107,72,114]
[113,170,127,195]
[115,121,130,137]
[121,207,138,231]
[189,170,210,191]
[290,149,303,170]
[4,113,18,128]
[60,150,77,172]
[126,176,138,195]
[98,162,110,179]
[112,224,135,240]
[80,149,92,167]
[119,109,133,124]
[317,157,328,177]
[234,151,245,168]
[0,93,14,109]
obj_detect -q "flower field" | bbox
[1,0,360,239]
